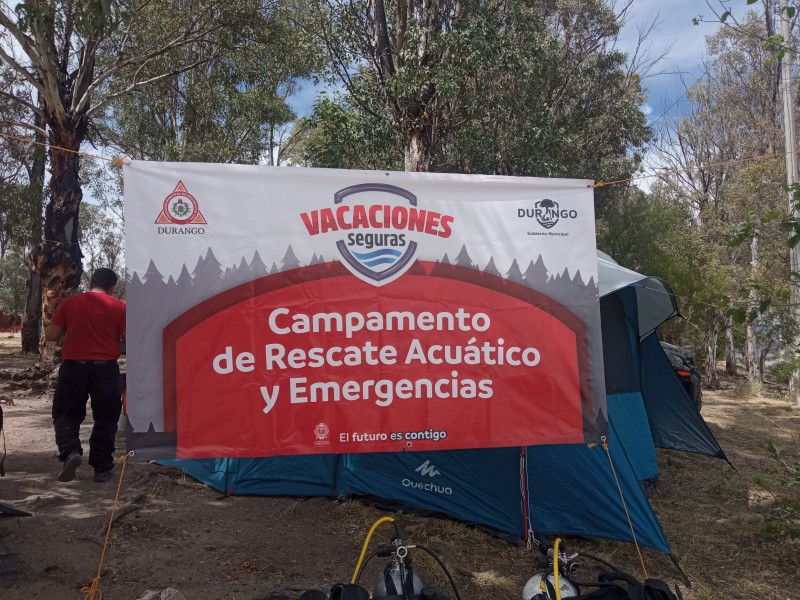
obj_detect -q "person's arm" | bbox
[46,301,68,341]
[45,321,64,341]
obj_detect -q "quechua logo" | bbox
[155,181,207,231]
[299,183,455,285]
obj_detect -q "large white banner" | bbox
[123,162,606,459]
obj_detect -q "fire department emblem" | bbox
[314,422,330,445]
[155,181,207,225]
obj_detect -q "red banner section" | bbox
[164,263,590,458]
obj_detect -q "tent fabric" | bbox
[598,280,724,464]
[639,334,728,461]
[160,455,338,496]
[335,448,524,536]
[160,252,727,555]
[600,291,641,395]
[599,287,659,482]
[607,393,659,482]
[597,252,678,338]
[525,442,669,551]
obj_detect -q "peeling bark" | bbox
[404,130,432,172]
[22,112,46,355]
[30,124,85,359]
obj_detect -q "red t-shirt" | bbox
[51,291,126,360]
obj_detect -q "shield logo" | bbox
[334,183,419,284]
[534,198,559,229]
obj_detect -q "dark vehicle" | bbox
[660,341,702,411]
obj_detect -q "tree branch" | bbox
[74,22,223,116]
[25,3,68,123]
[0,120,49,138]
[86,59,210,118]
[0,89,45,117]
[0,43,46,98]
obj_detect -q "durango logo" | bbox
[299,183,455,285]
[155,181,207,234]
[518,199,577,230]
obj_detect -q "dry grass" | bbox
[2,333,799,599]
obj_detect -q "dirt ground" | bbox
[1,332,799,600]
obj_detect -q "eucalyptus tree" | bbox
[654,11,788,384]
[0,62,45,353]
[302,0,650,183]
[310,0,496,172]
[0,0,266,357]
[99,0,321,164]
[0,249,28,314]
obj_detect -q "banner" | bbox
[124,163,606,459]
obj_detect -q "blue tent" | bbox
[163,253,726,554]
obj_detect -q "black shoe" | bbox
[57,452,82,482]
[94,470,113,483]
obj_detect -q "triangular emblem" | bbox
[155,181,207,225]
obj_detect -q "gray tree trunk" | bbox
[725,316,737,375]
[704,317,721,389]
[746,236,763,382]
[404,131,432,172]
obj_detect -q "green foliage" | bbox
[15,0,124,36]
[768,358,800,384]
[0,180,33,254]
[299,0,649,182]
[288,97,402,170]
[99,0,322,164]
[78,160,124,292]
[639,13,794,376]
[761,499,800,539]
[0,250,28,313]
[752,473,770,487]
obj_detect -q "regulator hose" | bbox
[353,550,380,586]
[352,516,396,584]
[416,544,462,600]
[553,538,562,600]
[575,552,623,573]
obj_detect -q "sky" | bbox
[614,0,759,185]
[616,0,743,126]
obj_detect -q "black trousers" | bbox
[52,360,122,473]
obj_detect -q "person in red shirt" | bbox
[45,268,126,483]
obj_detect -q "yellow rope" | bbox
[2,125,786,187]
[351,516,395,584]
[81,451,134,600]
[601,436,648,579]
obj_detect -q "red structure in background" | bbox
[0,310,22,333]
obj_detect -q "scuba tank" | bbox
[522,572,579,600]
[373,553,425,598]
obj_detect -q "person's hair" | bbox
[90,268,118,290]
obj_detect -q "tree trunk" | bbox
[404,129,432,172]
[745,318,763,382]
[746,236,763,382]
[703,318,721,389]
[29,123,85,359]
[22,112,46,355]
[725,315,737,375]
